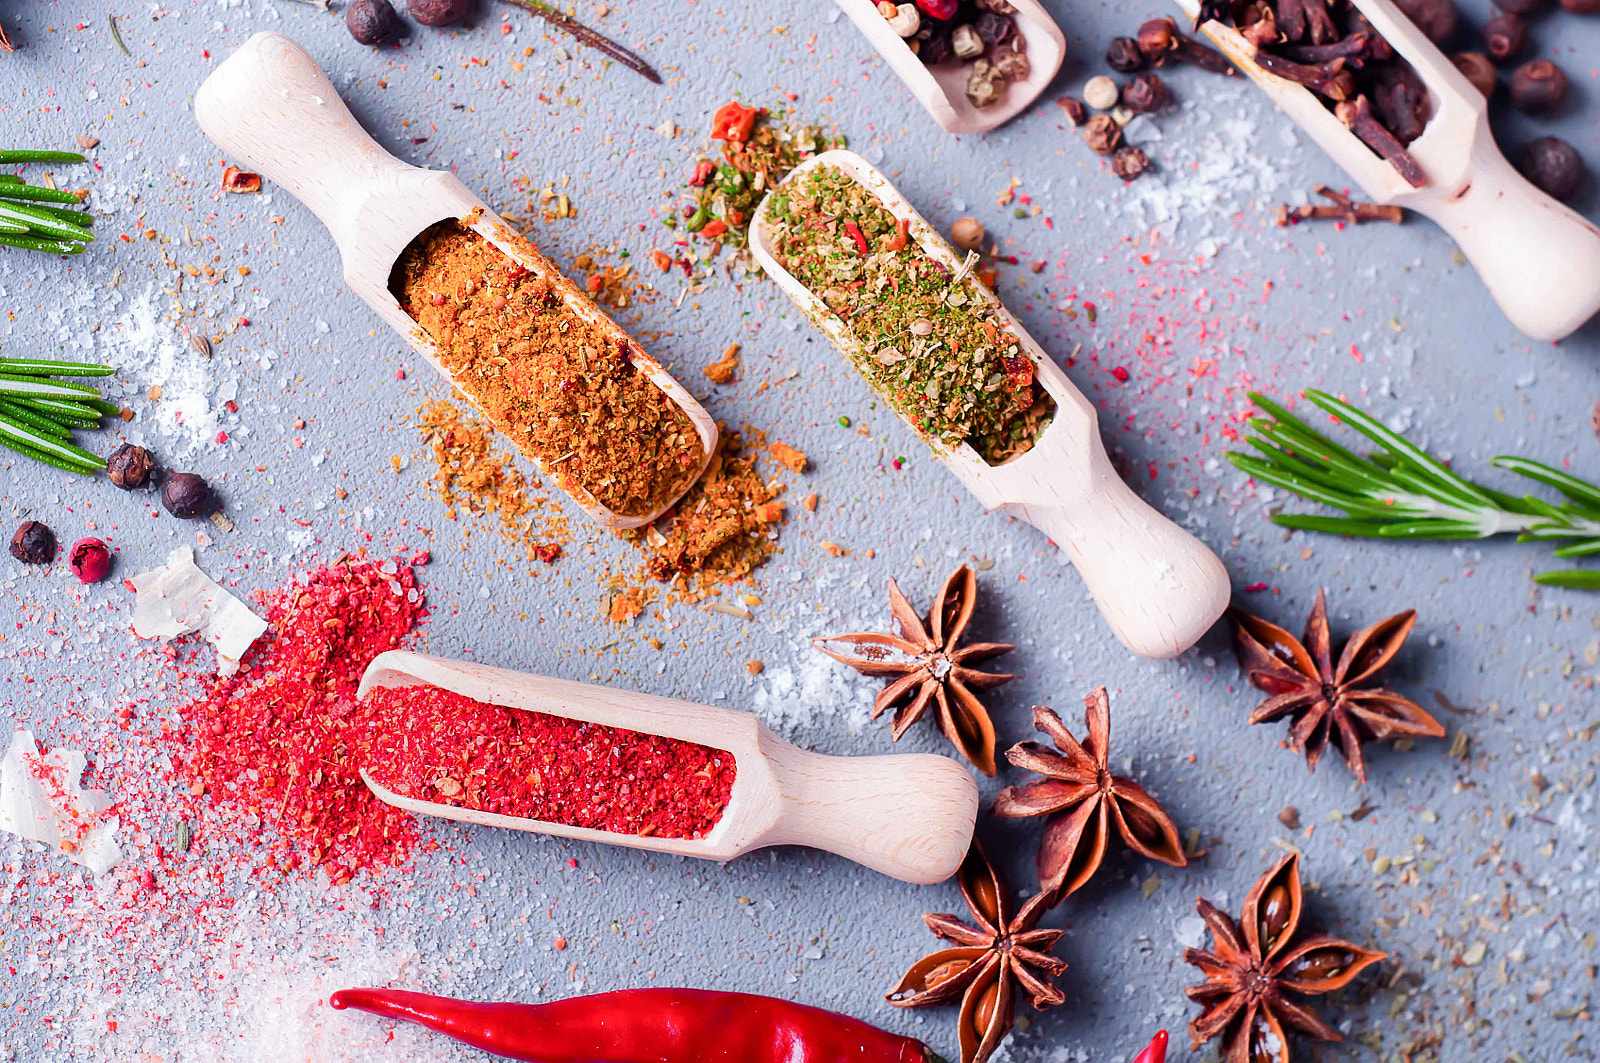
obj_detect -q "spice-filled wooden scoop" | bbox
[193,33,716,528]
[1171,0,1600,343]
[832,0,1066,135]
[748,151,1230,660]
[355,649,979,885]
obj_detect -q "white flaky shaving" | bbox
[129,545,268,676]
[0,730,122,875]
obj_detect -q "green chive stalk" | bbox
[0,150,92,256]
[1229,389,1600,590]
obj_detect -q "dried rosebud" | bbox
[1105,37,1146,73]
[1082,114,1123,156]
[161,472,215,519]
[950,216,985,251]
[1111,146,1151,181]
[347,0,402,45]
[106,443,156,490]
[1451,51,1496,97]
[1124,73,1174,113]
[1519,137,1585,200]
[974,11,1014,45]
[1391,0,1459,44]
[68,538,111,584]
[1484,12,1527,63]
[408,0,470,26]
[10,521,55,565]
[221,166,261,194]
[1509,59,1569,113]
[1056,96,1088,127]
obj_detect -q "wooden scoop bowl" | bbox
[833,0,1066,135]
[193,33,716,528]
[1174,0,1600,342]
[355,650,979,885]
[749,151,1231,660]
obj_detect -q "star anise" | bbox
[1184,852,1385,1063]
[813,565,1013,775]
[1229,590,1443,783]
[992,687,1187,902]
[888,840,1067,1063]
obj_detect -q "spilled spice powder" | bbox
[391,219,704,518]
[571,248,655,312]
[171,555,428,882]
[418,397,567,565]
[356,685,735,839]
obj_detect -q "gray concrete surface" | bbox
[1,0,1596,1059]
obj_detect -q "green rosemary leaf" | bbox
[1533,569,1600,590]
[1375,519,1486,540]
[1249,419,1392,493]
[1270,514,1396,538]
[0,183,87,206]
[1244,437,1379,501]
[0,232,86,255]
[1228,452,1393,515]
[0,150,86,165]
[1493,456,1600,513]
[1304,389,1495,507]
[1247,391,1370,468]
[0,433,101,475]
[0,357,114,377]
[1551,539,1600,559]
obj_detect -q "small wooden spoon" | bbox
[355,650,979,885]
[748,151,1231,660]
[834,0,1066,135]
[193,33,716,529]
[1173,0,1600,342]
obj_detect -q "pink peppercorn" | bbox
[69,538,112,583]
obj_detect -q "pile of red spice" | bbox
[356,685,736,839]
[172,555,429,883]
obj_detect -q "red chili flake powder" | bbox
[172,556,428,882]
[355,685,735,840]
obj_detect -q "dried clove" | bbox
[1111,146,1151,181]
[1509,59,1568,113]
[1278,32,1376,63]
[1519,137,1585,199]
[1253,52,1357,101]
[1370,65,1430,143]
[1105,37,1146,73]
[1483,12,1527,63]
[1276,184,1404,225]
[1123,73,1175,113]
[1082,114,1124,156]
[1451,51,1497,97]
[1337,96,1427,187]
[1136,17,1234,75]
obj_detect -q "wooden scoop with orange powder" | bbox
[195,33,716,528]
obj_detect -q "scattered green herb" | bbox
[108,14,130,56]
[1231,389,1600,590]
[0,151,92,256]
[0,360,116,474]
[765,164,1054,465]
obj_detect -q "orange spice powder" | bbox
[391,220,704,518]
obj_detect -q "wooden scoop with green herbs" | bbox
[749,151,1229,659]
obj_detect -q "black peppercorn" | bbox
[1519,137,1585,200]
[10,521,56,565]
[105,443,156,490]
[1123,73,1174,114]
[1509,59,1569,113]
[162,472,215,519]
[1105,37,1146,73]
[408,0,469,27]
[347,0,401,44]
[1483,12,1527,63]
[1451,51,1497,97]
[1391,0,1459,44]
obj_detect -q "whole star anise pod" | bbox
[814,565,1013,775]
[992,687,1187,902]
[888,840,1067,1063]
[1184,852,1385,1063]
[1229,590,1443,783]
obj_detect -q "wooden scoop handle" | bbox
[194,32,427,258]
[762,741,978,885]
[1006,440,1230,660]
[1411,122,1600,343]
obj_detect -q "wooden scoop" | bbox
[833,0,1066,135]
[193,33,717,529]
[748,151,1231,660]
[1173,0,1600,342]
[355,650,979,885]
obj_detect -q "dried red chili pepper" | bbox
[331,987,947,1062]
[844,218,871,254]
[1129,1030,1167,1063]
[689,159,717,186]
[710,101,761,142]
[886,217,911,251]
[701,219,729,239]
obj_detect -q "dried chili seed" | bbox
[161,472,215,519]
[10,520,55,564]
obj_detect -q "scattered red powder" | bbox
[172,556,428,883]
[357,685,735,840]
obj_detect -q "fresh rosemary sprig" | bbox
[1229,389,1600,590]
[0,151,92,256]
[495,0,661,84]
[0,359,115,474]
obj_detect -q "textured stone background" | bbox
[1,0,1596,1060]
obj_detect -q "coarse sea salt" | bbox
[129,546,269,676]
[0,729,121,875]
